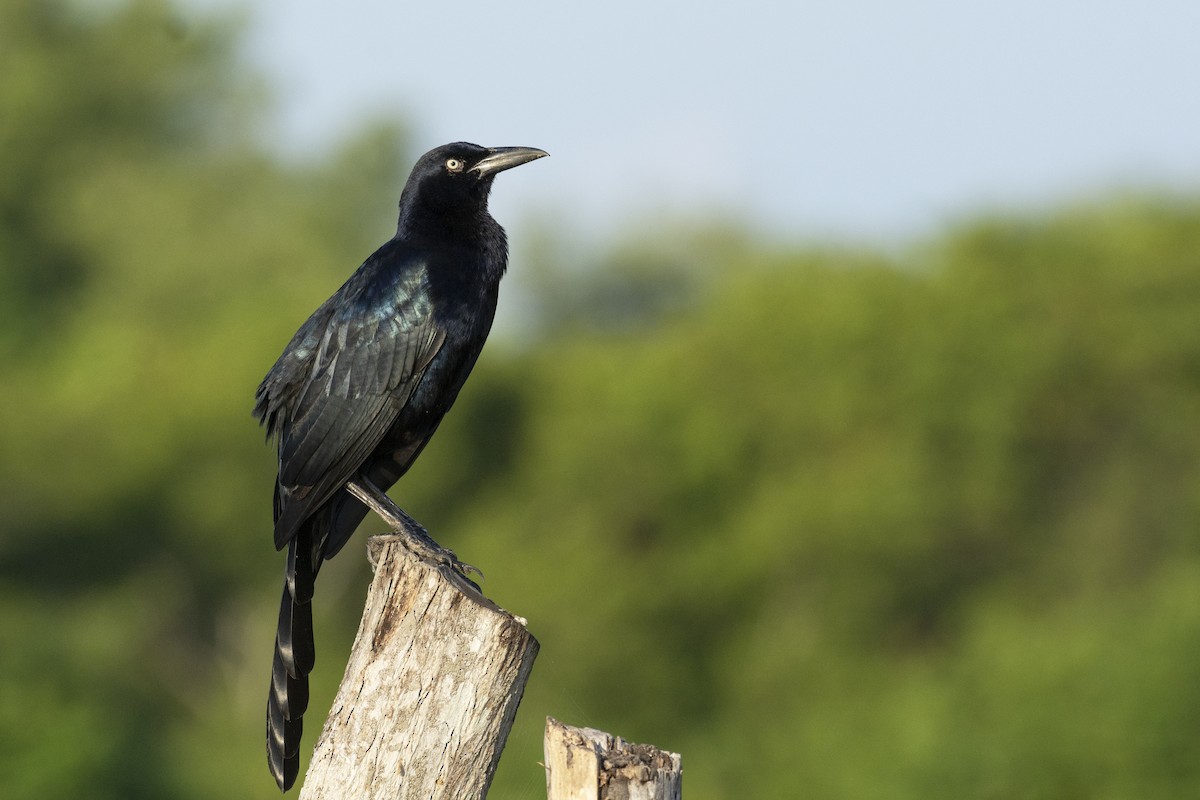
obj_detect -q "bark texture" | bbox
[298,535,539,799]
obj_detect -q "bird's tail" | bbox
[267,522,319,792]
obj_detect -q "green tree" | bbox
[464,200,1200,798]
[0,2,410,797]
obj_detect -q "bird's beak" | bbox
[471,146,549,177]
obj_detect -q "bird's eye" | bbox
[445,158,465,173]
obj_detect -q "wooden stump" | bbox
[544,717,682,800]
[298,535,539,799]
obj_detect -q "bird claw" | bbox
[427,542,484,583]
[447,553,484,581]
[346,478,484,590]
[428,544,485,596]
[398,528,484,586]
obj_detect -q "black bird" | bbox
[253,142,547,791]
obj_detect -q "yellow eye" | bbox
[445,158,465,173]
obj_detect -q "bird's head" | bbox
[399,142,548,218]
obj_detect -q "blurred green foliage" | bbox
[3,2,1199,798]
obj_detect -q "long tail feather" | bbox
[266,526,318,792]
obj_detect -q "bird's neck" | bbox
[396,196,489,240]
[395,204,509,290]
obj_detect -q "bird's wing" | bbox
[262,259,445,550]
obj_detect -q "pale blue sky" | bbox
[189,0,1200,241]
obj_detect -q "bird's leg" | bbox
[345,476,483,583]
[345,475,424,536]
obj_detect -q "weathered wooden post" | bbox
[544,717,682,800]
[297,535,539,799]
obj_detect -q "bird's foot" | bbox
[348,476,484,594]
[399,524,484,582]
[392,528,484,597]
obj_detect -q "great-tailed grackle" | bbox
[253,142,547,791]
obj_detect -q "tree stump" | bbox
[544,717,682,800]
[298,535,539,799]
